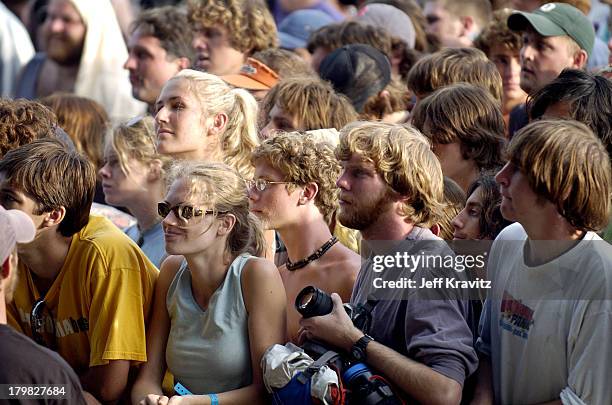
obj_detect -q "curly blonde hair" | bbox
[171,69,260,179]
[188,0,278,54]
[336,122,445,227]
[167,161,267,257]
[251,132,341,224]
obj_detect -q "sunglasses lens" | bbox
[181,206,194,220]
[256,179,266,191]
[158,203,170,218]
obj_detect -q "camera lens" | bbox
[295,286,333,318]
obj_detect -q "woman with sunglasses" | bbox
[132,161,286,405]
[154,69,260,180]
[99,116,171,268]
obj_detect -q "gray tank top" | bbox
[165,253,253,394]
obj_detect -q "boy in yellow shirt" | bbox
[0,139,158,403]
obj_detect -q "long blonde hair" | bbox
[171,69,260,179]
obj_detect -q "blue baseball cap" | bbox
[278,9,335,50]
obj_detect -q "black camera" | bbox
[295,286,376,331]
[295,286,401,405]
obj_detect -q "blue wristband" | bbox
[208,393,219,405]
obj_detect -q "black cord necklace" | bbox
[286,236,339,271]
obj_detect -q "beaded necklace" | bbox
[286,236,339,271]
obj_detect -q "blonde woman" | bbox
[154,69,260,179]
[131,162,286,404]
[99,116,169,268]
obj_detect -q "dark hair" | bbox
[131,5,195,62]
[307,21,392,56]
[252,48,315,78]
[0,138,95,237]
[527,69,612,160]
[466,173,512,239]
[411,83,506,171]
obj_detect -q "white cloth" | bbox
[0,2,34,97]
[70,0,146,122]
[477,223,612,405]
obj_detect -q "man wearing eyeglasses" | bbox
[248,132,360,343]
[1,206,86,404]
[0,139,158,404]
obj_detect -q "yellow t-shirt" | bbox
[8,216,158,373]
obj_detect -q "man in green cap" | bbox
[505,2,595,137]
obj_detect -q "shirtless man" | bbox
[248,132,360,342]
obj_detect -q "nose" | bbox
[247,186,259,202]
[124,53,136,71]
[155,105,168,124]
[495,163,511,188]
[192,33,207,51]
[451,210,465,231]
[98,162,110,179]
[336,170,350,191]
[520,43,534,65]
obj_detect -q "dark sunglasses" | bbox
[30,297,56,349]
[158,202,226,222]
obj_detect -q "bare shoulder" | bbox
[158,255,184,288]
[241,256,282,286]
[327,243,361,275]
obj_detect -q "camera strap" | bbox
[298,350,342,384]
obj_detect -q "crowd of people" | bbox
[0,0,611,404]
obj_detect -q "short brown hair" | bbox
[252,48,315,79]
[0,99,57,158]
[474,8,523,56]
[336,122,445,227]
[131,5,195,61]
[40,93,109,172]
[260,77,358,132]
[251,133,340,223]
[406,47,503,102]
[361,78,411,121]
[188,0,278,55]
[307,21,393,56]
[411,83,506,171]
[0,138,96,237]
[429,0,493,29]
[508,120,611,231]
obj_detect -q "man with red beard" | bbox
[299,122,478,404]
[14,0,145,123]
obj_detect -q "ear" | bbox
[459,15,475,38]
[147,159,163,182]
[208,113,229,137]
[42,207,66,229]
[216,213,236,237]
[572,49,588,69]
[378,90,390,101]
[430,223,441,236]
[299,183,318,205]
[175,56,191,70]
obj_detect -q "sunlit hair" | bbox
[466,173,512,239]
[260,76,357,132]
[508,120,611,231]
[474,9,523,56]
[0,138,95,237]
[252,48,315,79]
[40,93,109,172]
[251,132,340,224]
[166,161,266,256]
[406,47,503,102]
[110,116,172,177]
[431,0,492,29]
[170,69,260,179]
[336,122,445,227]
[438,177,466,240]
[361,78,411,121]
[411,83,506,171]
[188,0,278,54]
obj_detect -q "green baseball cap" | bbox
[507,2,595,57]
